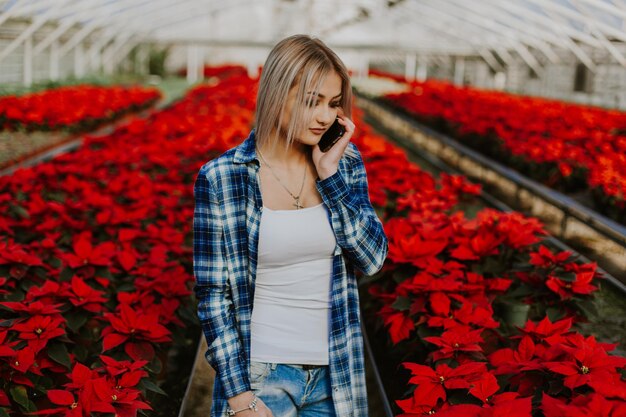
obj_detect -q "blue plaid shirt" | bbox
[193,129,388,417]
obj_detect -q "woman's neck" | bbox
[256,134,310,170]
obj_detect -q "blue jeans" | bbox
[249,361,337,417]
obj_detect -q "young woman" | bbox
[193,34,388,417]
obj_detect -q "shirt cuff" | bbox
[219,354,251,399]
[316,170,350,207]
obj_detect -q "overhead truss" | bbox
[0,0,625,72]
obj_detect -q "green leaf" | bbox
[511,262,534,271]
[0,407,10,417]
[72,344,89,363]
[504,285,534,299]
[392,267,414,284]
[391,296,411,311]
[65,312,89,333]
[116,283,136,292]
[480,257,506,276]
[96,267,113,279]
[576,299,598,319]
[48,257,62,269]
[557,272,577,282]
[47,342,72,370]
[10,203,30,219]
[59,267,74,282]
[147,356,162,375]
[545,307,564,322]
[9,385,36,411]
[139,379,167,396]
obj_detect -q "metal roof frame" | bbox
[1,0,625,72]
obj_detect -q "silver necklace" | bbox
[256,147,307,209]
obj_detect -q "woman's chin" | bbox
[294,133,321,147]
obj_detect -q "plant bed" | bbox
[352,121,626,416]
[368,69,626,226]
[0,85,161,133]
[355,92,626,288]
[0,67,256,416]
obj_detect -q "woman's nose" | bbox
[316,105,335,125]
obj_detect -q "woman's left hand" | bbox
[312,108,355,180]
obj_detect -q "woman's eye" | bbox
[331,102,341,108]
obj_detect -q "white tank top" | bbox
[250,202,336,365]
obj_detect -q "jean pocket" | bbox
[249,361,270,385]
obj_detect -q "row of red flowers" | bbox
[345,97,626,414]
[0,67,256,415]
[0,85,161,132]
[175,63,251,80]
[369,68,626,223]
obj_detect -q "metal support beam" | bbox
[74,42,85,78]
[405,53,416,82]
[0,0,74,63]
[23,34,32,86]
[571,0,626,67]
[49,39,59,80]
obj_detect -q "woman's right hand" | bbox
[227,391,273,417]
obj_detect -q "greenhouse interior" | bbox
[1,0,625,416]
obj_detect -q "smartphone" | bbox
[318,117,345,152]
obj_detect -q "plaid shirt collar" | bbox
[233,129,259,165]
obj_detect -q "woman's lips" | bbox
[310,128,325,135]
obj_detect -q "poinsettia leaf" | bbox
[511,261,533,271]
[0,407,10,417]
[138,379,167,396]
[116,282,136,292]
[47,390,74,405]
[392,296,411,311]
[393,268,415,284]
[9,203,30,219]
[545,307,565,322]
[480,257,507,276]
[47,257,62,269]
[147,355,163,374]
[576,299,598,319]
[557,272,577,282]
[59,267,74,282]
[504,285,534,298]
[126,341,155,361]
[9,386,36,411]
[65,312,89,333]
[72,345,89,363]
[47,342,72,369]
[103,333,127,351]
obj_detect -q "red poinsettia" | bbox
[91,377,152,417]
[100,303,171,360]
[378,305,415,344]
[61,231,116,269]
[423,327,484,361]
[516,316,573,345]
[399,361,487,409]
[11,315,66,354]
[529,245,572,268]
[67,276,108,313]
[546,263,599,299]
[544,339,626,392]
[542,393,626,417]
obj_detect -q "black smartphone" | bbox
[318,117,345,152]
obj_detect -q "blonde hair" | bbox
[254,34,356,158]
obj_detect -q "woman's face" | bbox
[280,70,343,147]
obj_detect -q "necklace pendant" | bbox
[293,198,303,210]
